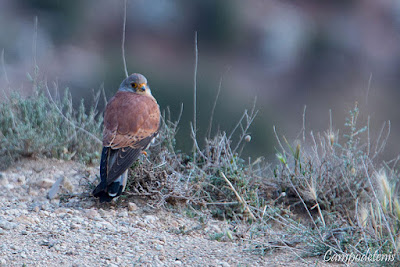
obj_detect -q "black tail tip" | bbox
[93,185,114,203]
[93,190,114,203]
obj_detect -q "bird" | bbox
[92,73,160,202]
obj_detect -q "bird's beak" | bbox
[139,84,146,92]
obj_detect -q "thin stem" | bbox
[193,31,198,162]
[45,80,102,145]
[32,16,39,90]
[1,49,9,85]
[122,0,129,78]
[207,67,230,140]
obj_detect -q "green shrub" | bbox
[0,81,103,169]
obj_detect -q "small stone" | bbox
[86,209,100,220]
[0,173,8,186]
[4,184,14,190]
[218,261,230,267]
[5,209,20,216]
[144,215,157,224]
[47,176,64,199]
[158,255,165,261]
[170,220,179,228]
[128,202,138,211]
[15,215,32,225]
[136,221,145,228]
[71,217,85,224]
[0,220,17,230]
[118,211,128,217]
[17,175,26,185]
[70,223,80,230]
[100,221,115,230]
[63,177,74,192]
[10,245,20,250]
[37,178,54,189]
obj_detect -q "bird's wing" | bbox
[100,91,160,186]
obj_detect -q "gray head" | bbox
[118,73,152,96]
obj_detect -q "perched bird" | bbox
[93,73,160,202]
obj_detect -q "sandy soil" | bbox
[0,158,339,266]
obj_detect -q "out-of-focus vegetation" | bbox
[1,0,400,159]
[0,76,103,170]
[1,1,400,264]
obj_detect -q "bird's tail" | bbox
[92,170,128,203]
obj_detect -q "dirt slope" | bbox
[0,158,336,266]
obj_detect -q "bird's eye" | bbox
[130,82,137,88]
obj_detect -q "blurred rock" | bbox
[128,202,138,211]
[0,219,17,230]
[47,176,64,200]
[37,179,54,189]
[63,177,74,192]
[0,172,8,186]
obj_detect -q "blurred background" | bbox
[1,0,400,161]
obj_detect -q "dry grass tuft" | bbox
[271,103,400,262]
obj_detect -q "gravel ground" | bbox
[0,158,337,266]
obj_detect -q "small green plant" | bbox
[209,230,233,242]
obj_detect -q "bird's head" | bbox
[119,73,152,96]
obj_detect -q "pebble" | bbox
[70,223,80,230]
[0,219,17,230]
[10,245,20,250]
[47,176,64,199]
[144,215,157,224]
[37,178,55,189]
[128,202,138,211]
[0,172,8,185]
[118,211,128,217]
[5,209,21,216]
[4,184,14,190]
[71,217,85,224]
[217,261,231,267]
[86,209,101,220]
[63,177,74,192]
[17,175,26,185]
[136,221,145,228]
